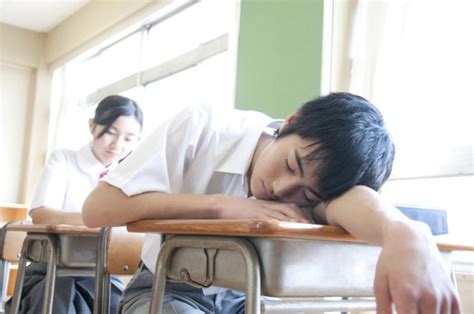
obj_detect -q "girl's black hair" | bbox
[93,95,143,138]
[278,92,395,201]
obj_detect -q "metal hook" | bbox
[179,248,218,288]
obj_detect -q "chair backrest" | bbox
[0,204,28,302]
[0,204,28,261]
[2,230,26,262]
[105,226,145,275]
[396,205,448,235]
[0,204,28,224]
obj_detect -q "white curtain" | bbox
[343,0,474,178]
[331,0,474,245]
[48,66,95,154]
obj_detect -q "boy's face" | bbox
[249,133,323,208]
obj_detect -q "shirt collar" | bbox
[76,143,115,177]
[216,119,282,175]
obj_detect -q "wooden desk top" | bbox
[6,222,100,236]
[127,219,474,252]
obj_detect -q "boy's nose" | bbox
[273,177,300,200]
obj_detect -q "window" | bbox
[50,0,237,150]
[325,0,474,245]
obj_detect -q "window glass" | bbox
[64,32,141,101]
[200,0,235,41]
[49,0,236,152]
[145,0,233,69]
[96,32,142,88]
[370,0,474,178]
[145,4,202,68]
[143,65,201,130]
[142,50,232,135]
[194,50,234,108]
[64,57,100,102]
[328,0,474,245]
[382,176,474,247]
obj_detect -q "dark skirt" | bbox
[5,262,124,314]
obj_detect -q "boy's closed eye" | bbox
[286,152,323,206]
[285,158,295,174]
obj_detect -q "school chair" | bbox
[127,219,474,314]
[0,204,28,312]
[7,223,100,314]
[93,226,145,314]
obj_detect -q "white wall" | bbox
[0,23,43,67]
[0,23,45,204]
[0,63,33,202]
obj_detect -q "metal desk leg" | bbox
[0,259,10,311]
[10,234,57,314]
[94,227,110,314]
[9,244,27,314]
[0,225,10,308]
[150,235,261,314]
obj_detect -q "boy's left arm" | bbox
[313,185,461,314]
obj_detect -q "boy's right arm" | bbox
[82,181,309,227]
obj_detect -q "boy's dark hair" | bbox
[278,92,395,201]
[93,95,144,138]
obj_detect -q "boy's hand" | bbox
[374,222,461,314]
[317,186,462,314]
[213,195,310,223]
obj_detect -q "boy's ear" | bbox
[279,112,299,132]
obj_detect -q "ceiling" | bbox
[0,0,90,32]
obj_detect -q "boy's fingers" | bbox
[438,297,450,314]
[263,210,294,222]
[451,296,461,314]
[374,272,393,314]
[259,200,309,222]
[390,286,418,314]
[278,206,309,222]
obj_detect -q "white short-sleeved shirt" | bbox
[30,144,109,214]
[104,104,273,274]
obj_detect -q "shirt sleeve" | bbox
[30,150,69,214]
[104,105,208,196]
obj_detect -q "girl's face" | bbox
[89,115,141,166]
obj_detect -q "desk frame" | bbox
[94,227,111,314]
[127,219,474,314]
[11,234,57,313]
[7,224,99,314]
[152,235,261,313]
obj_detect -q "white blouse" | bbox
[30,144,109,215]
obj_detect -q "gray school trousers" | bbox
[120,263,246,314]
[5,262,124,314]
